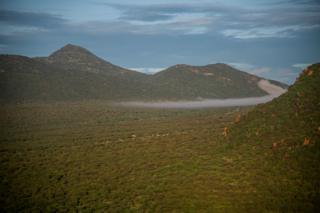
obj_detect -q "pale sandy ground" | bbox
[257,80,287,96]
[115,80,287,109]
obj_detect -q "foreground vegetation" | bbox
[0,64,319,212]
[0,103,317,212]
[0,102,247,212]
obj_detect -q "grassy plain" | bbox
[0,100,318,212]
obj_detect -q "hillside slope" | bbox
[37,44,147,79]
[0,65,318,212]
[0,44,287,102]
[151,64,268,99]
[0,55,152,102]
[226,63,320,212]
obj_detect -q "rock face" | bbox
[0,44,288,102]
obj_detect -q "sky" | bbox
[0,0,320,84]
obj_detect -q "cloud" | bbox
[0,10,68,36]
[0,10,66,28]
[117,80,287,109]
[102,2,320,37]
[184,27,208,35]
[67,20,138,35]
[292,63,312,69]
[269,0,320,6]
[0,25,47,35]
[105,3,320,36]
[222,25,320,39]
[99,3,240,35]
[0,44,7,51]
[0,9,211,36]
[1,1,320,38]
[274,68,300,83]
[227,62,301,83]
[125,13,173,22]
[105,3,242,21]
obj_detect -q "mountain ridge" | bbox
[0,44,288,102]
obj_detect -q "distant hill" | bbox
[0,44,287,102]
[150,63,271,99]
[0,54,151,102]
[36,44,146,79]
[227,63,320,211]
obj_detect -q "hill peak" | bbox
[61,43,88,51]
[49,44,94,58]
[43,44,142,76]
[64,43,80,48]
[172,64,192,68]
[208,63,231,67]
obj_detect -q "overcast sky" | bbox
[1,0,319,83]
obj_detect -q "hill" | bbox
[226,63,320,212]
[0,65,318,212]
[151,63,271,99]
[0,44,287,102]
[0,54,151,102]
[36,44,146,79]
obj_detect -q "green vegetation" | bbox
[0,45,318,212]
[1,102,250,212]
[227,64,320,212]
[0,55,153,102]
[0,44,287,102]
[1,63,319,213]
[149,63,269,100]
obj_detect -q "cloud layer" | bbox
[99,2,320,38]
[1,1,319,37]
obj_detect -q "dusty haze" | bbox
[115,80,287,109]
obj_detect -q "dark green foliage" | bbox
[1,102,243,212]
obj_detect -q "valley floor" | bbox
[0,101,317,212]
